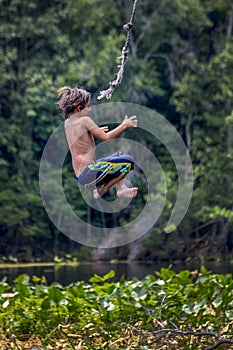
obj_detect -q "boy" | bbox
[57,86,138,199]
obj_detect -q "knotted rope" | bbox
[97,0,138,100]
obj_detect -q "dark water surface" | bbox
[0,261,232,286]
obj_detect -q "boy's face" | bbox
[80,99,92,116]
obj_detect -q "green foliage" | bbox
[0,269,233,348]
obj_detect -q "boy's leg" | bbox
[93,174,125,199]
[116,179,138,198]
[93,174,138,199]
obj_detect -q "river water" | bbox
[0,260,232,285]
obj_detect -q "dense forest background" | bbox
[0,0,233,264]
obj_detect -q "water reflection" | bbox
[0,261,232,286]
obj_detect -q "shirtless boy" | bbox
[57,86,138,199]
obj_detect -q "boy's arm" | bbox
[83,115,137,141]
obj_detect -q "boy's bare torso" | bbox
[65,117,95,177]
[63,105,138,198]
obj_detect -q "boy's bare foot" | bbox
[117,187,138,198]
[93,186,108,199]
[93,188,101,199]
[93,186,138,199]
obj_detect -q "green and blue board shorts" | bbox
[77,152,134,188]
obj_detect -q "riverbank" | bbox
[0,259,232,286]
[0,261,79,269]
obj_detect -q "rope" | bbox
[97,0,139,100]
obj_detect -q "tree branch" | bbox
[206,339,233,350]
[130,324,233,349]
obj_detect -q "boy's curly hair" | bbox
[56,86,91,117]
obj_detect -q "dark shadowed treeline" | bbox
[0,0,232,262]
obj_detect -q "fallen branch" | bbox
[130,324,233,349]
[206,339,233,350]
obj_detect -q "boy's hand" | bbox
[122,115,138,128]
[100,126,109,133]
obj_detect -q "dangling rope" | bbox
[97,0,139,100]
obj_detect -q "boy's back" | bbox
[65,116,96,176]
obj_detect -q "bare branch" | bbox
[130,324,233,349]
[206,339,233,350]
